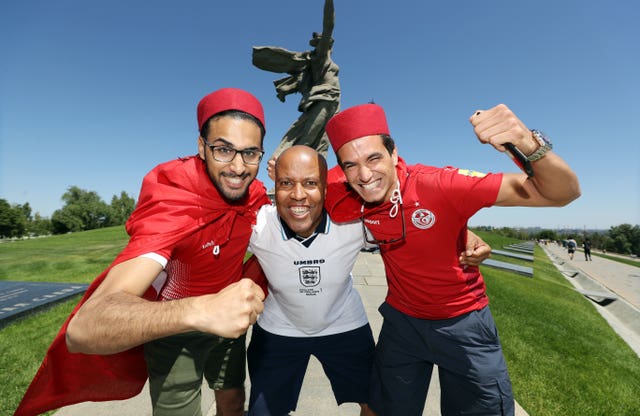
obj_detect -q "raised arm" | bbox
[470,104,581,207]
[66,257,264,354]
[316,0,335,56]
[322,0,335,38]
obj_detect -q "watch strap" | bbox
[527,130,553,162]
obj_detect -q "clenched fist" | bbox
[470,104,537,155]
[190,278,265,339]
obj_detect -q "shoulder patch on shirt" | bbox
[457,168,487,178]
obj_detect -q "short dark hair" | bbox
[381,134,395,155]
[200,110,266,146]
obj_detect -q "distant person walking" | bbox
[567,237,577,260]
[583,238,592,261]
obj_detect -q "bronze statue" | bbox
[253,0,339,158]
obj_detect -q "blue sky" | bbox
[1,0,638,230]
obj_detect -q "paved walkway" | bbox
[542,243,640,309]
[54,252,529,416]
[541,242,640,357]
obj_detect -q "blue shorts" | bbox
[247,323,375,416]
[370,303,514,416]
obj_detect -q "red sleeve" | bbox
[242,254,269,297]
[437,167,503,218]
[324,165,362,222]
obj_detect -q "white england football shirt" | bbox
[249,205,368,337]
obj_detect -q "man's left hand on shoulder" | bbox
[460,231,492,267]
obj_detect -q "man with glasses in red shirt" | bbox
[17,88,270,416]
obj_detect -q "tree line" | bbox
[0,186,135,238]
[1,187,639,257]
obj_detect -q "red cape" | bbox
[14,156,269,416]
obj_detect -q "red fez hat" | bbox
[197,88,265,131]
[326,103,390,152]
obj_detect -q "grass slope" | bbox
[475,230,640,415]
[0,227,129,283]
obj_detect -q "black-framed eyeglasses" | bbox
[360,202,406,246]
[203,140,264,165]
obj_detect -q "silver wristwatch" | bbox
[527,129,553,162]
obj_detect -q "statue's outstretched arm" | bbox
[322,0,335,36]
[317,0,335,54]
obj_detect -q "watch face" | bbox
[532,129,551,147]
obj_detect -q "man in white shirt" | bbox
[246,145,491,416]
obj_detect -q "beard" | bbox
[212,172,253,203]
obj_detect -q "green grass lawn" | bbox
[475,231,640,416]
[1,228,639,415]
[0,226,129,283]
[0,227,130,415]
[592,252,640,268]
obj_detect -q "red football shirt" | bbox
[327,159,502,319]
